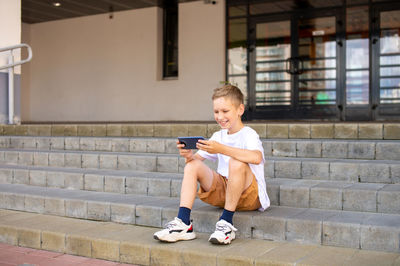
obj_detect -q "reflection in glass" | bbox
[380,30,400,54]
[298,41,336,58]
[255,45,290,62]
[381,88,400,104]
[229,5,247,17]
[228,75,248,103]
[298,80,336,90]
[346,71,369,104]
[257,61,286,71]
[228,18,247,76]
[381,55,400,65]
[255,20,291,106]
[299,91,336,105]
[346,6,369,105]
[228,48,247,75]
[347,39,369,69]
[229,18,247,48]
[303,59,336,68]
[380,10,400,55]
[256,82,290,92]
[298,16,336,105]
[379,10,400,104]
[381,67,400,77]
[256,72,289,82]
[380,78,400,88]
[256,92,291,106]
[300,70,336,79]
[250,1,294,15]
[298,17,336,59]
[381,89,400,99]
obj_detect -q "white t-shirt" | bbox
[197,126,270,211]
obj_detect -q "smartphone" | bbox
[178,136,205,149]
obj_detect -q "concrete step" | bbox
[0,164,184,198]
[1,123,399,140]
[0,183,400,253]
[265,156,400,183]
[1,210,399,265]
[1,136,400,160]
[1,165,399,215]
[1,148,399,184]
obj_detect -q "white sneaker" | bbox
[208,219,237,245]
[153,217,196,243]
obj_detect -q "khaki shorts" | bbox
[197,173,261,211]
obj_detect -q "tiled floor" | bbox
[0,243,135,266]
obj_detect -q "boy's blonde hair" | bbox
[212,84,244,107]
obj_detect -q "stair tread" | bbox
[2,163,400,189]
[1,209,399,265]
[1,183,399,223]
[2,148,400,163]
[0,163,184,179]
[2,135,400,141]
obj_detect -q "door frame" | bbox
[371,2,400,120]
[247,8,345,120]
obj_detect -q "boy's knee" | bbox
[229,158,247,173]
[184,159,202,172]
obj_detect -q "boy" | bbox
[154,84,270,244]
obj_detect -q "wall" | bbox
[21,23,31,122]
[22,1,225,122]
[0,0,21,124]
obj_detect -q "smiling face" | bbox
[213,96,244,134]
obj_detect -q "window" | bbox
[163,0,178,78]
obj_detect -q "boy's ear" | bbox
[238,103,245,116]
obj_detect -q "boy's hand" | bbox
[196,140,223,154]
[177,141,194,163]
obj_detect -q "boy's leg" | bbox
[179,159,217,210]
[224,158,255,212]
[209,158,255,245]
[154,159,215,243]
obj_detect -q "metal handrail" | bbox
[0,43,33,124]
[0,43,32,70]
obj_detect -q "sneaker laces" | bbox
[165,220,178,230]
[216,223,230,232]
[215,220,237,232]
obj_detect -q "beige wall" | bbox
[21,23,31,121]
[22,1,225,122]
[0,0,21,73]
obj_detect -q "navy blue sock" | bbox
[219,209,235,225]
[177,207,191,225]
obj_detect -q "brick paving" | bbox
[0,243,135,266]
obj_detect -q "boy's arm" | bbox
[185,153,206,163]
[177,141,206,163]
[197,140,263,165]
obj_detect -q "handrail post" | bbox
[8,51,14,125]
[0,43,32,125]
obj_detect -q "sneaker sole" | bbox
[154,233,196,243]
[209,237,231,245]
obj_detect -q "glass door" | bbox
[249,10,342,119]
[296,16,338,108]
[372,5,400,119]
[344,6,371,120]
[250,19,292,111]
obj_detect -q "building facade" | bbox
[1,0,399,123]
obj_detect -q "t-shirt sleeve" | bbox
[244,129,265,163]
[196,132,219,161]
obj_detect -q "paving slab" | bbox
[0,210,399,266]
[255,242,318,266]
